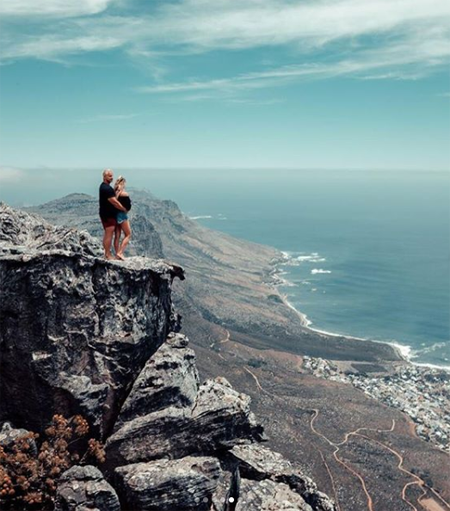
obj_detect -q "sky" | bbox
[0,0,449,172]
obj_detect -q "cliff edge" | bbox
[0,204,335,511]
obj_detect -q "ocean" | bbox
[142,169,450,368]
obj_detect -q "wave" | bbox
[311,269,331,274]
[414,341,448,355]
[190,215,213,220]
[281,251,326,266]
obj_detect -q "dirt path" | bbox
[310,410,450,511]
[241,365,450,511]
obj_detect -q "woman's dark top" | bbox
[118,195,132,211]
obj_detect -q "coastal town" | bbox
[303,356,450,453]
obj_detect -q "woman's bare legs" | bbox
[117,220,131,258]
[114,224,123,259]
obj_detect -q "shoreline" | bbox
[271,251,450,372]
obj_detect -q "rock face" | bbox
[115,332,199,426]
[226,445,336,511]
[0,204,182,437]
[0,204,335,511]
[115,457,221,511]
[105,375,264,469]
[55,465,120,511]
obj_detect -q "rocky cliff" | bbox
[0,204,335,511]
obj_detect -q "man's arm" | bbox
[108,197,127,212]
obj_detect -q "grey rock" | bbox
[106,377,264,468]
[191,377,264,448]
[229,444,293,479]
[116,332,199,426]
[115,456,220,511]
[0,204,183,436]
[0,422,34,451]
[227,445,336,511]
[55,465,120,511]
[236,478,313,511]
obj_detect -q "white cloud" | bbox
[0,0,114,18]
[141,0,450,52]
[0,167,25,183]
[135,34,450,96]
[0,0,449,90]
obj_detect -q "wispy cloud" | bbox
[135,35,450,97]
[0,0,115,18]
[0,167,25,183]
[1,0,449,92]
[76,113,139,123]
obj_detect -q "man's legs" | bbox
[103,225,115,259]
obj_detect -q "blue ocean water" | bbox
[142,169,450,368]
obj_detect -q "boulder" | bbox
[116,332,199,426]
[106,377,264,468]
[0,422,32,449]
[55,465,120,511]
[115,456,220,511]
[227,445,336,511]
[235,478,313,511]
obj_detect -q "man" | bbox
[99,169,127,260]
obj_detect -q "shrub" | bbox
[0,414,105,510]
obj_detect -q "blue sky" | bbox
[0,0,449,173]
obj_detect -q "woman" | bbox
[113,176,132,260]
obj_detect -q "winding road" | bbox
[242,364,450,511]
[309,409,450,511]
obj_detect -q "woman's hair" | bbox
[114,176,126,196]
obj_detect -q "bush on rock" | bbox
[0,415,105,510]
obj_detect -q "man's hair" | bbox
[103,168,113,178]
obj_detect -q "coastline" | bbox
[271,251,450,372]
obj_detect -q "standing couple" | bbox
[99,169,132,260]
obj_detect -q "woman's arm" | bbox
[108,196,127,211]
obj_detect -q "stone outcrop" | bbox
[55,465,120,511]
[115,457,221,511]
[105,335,264,470]
[0,204,183,437]
[115,332,199,426]
[0,204,335,511]
[226,445,336,511]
